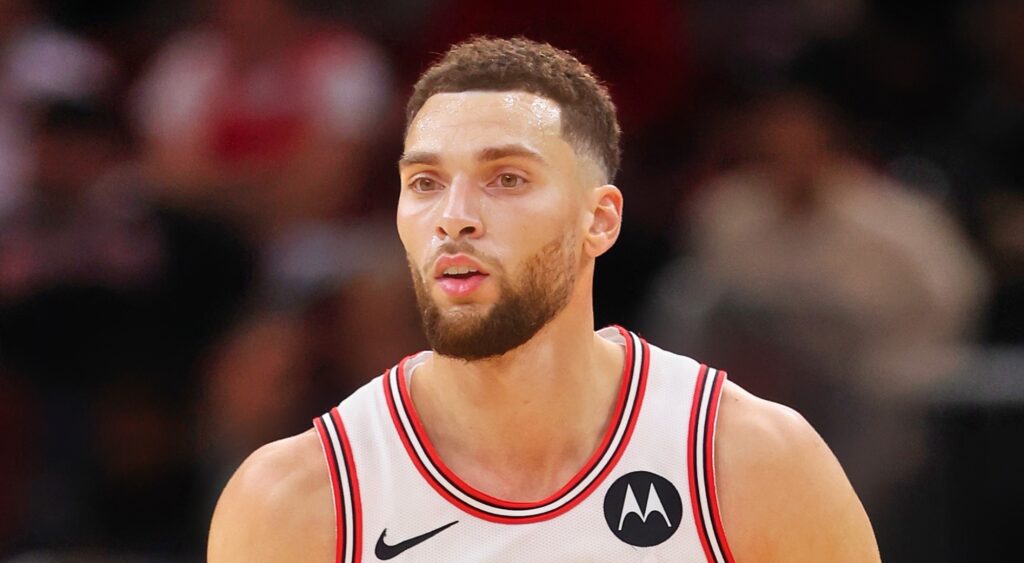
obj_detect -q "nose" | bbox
[437,175,484,240]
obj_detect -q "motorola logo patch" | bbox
[603,471,683,547]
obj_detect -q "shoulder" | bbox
[714,381,880,563]
[208,429,334,563]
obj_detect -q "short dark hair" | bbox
[407,37,621,182]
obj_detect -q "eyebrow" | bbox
[398,144,547,169]
[398,151,440,169]
[477,144,547,165]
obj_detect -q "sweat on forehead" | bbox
[409,92,562,136]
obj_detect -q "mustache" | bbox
[436,240,476,256]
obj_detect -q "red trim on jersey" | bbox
[603,336,650,485]
[332,408,363,563]
[382,326,649,524]
[704,372,736,563]
[313,416,345,563]
[381,362,452,509]
[686,364,715,562]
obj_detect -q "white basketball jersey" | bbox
[313,326,735,562]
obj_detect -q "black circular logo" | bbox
[603,471,683,547]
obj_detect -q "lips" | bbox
[433,254,490,298]
[433,254,489,279]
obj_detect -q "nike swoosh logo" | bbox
[375,520,458,560]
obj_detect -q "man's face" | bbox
[397,91,592,360]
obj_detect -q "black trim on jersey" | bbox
[692,368,731,563]
[703,372,729,559]
[690,366,712,554]
[317,410,360,563]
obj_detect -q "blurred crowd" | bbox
[0,0,1020,561]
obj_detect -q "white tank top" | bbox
[313,326,734,562]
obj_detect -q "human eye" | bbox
[488,173,527,189]
[408,176,444,193]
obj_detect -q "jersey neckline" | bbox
[381,325,651,524]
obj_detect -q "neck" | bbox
[409,288,625,501]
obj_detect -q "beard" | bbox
[409,232,578,361]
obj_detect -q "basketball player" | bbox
[208,37,880,562]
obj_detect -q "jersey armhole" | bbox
[686,366,736,563]
[314,408,364,563]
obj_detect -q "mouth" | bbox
[433,255,491,298]
[439,265,484,278]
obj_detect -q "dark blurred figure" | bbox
[0,0,115,220]
[642,89,989,561]
[958,0,1024,344]
[131,0,423,509]
[133,0,392,239]
[692,0,866,90]
[0,99,251,559]
[194,227,422,492]
[649,92,988,386]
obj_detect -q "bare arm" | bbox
[715,382,880,562]
[208,429,334,562]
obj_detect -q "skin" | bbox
[209,91,880,562]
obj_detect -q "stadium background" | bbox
[0,0,1021,560]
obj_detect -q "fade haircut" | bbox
[406,36,622,183]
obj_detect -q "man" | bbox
[208,37,879,562]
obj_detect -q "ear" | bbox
[583,184,623,258]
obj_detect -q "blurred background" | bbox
[0,0,1021,560]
